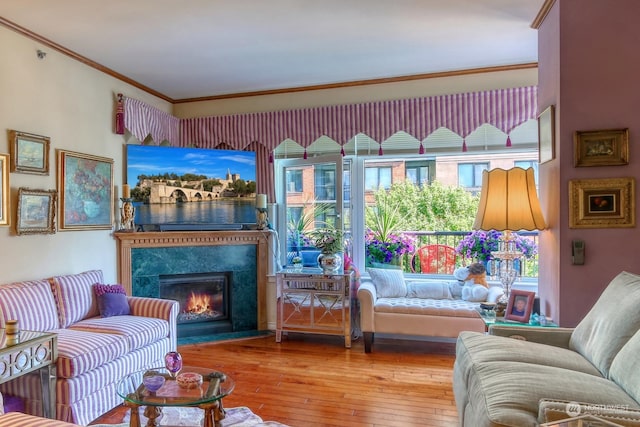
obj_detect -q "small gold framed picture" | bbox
[574,128,629,167]
[9,130,51,175]
[16,187,57,235]
[569,177,635,228]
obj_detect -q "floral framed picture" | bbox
[0,153,9,226]
[8,130,50,175]
[574,128,629,167]
[16,188,56,235]
[57,149,114,231]
[569,177,635,228]
[504,289,535,323]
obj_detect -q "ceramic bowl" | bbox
[176,372,203,389]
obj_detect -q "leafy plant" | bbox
[309,228,344,254]
[365,230,415,264]
[455,230,501,262]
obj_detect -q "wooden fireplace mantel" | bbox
[113,230,271,330]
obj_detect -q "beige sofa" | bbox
[454,271,640,427]
[358,268,503,352]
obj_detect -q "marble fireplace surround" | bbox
[114,230,269,331]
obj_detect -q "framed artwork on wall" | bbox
[569,177,635,228]
[8,130,50,175]
[0,153,9,226]
[504,289,535,323]
[16,187,56,235]
[538,105,555,164]
[57,149,114,231]
[574,128,629,167]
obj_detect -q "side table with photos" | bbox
[276,267,355,348]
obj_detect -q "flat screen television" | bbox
[125,144,257,230]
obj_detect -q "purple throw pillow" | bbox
[94,284,130,317]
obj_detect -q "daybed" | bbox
[358,268,503,353]
[454,271,640,427]
[0,270,178,426]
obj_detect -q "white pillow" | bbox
[368,268,407,298]
[462,284,489,302]
[449,281,464,298]
[407,281,452,299]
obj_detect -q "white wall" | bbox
[0,26,171,284]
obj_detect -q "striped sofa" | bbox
[0,270,179,426]
[0,393,81,426]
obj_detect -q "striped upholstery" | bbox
[0,280,59,331]
[54,329,129,378]
[129,296,179,351]
[69,315,169,350]
[0,412,81,426]
[50,270,103,328]
[0,271,177,425]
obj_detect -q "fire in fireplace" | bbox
[159,272,232,338]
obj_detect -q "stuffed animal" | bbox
[454,263,489,302]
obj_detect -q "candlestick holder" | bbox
[120,197,135,231]
[256,208,268,230]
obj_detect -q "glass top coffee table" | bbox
[116,366,234,427]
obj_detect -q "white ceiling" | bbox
[0,0,544,102]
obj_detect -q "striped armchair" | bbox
[0,270,179,426]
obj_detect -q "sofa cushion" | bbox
[406,281,451,299]
[610,329,640,404]
[0,412,82,426]
[368,268,406,297]
[375,297,481,318]
[54,328,129,378]
[570,271,640,377]
[50,270,103,328]
[456,331,602,378]
[454,359,640,427]
[0,279,59,331]
[69,315,169,351]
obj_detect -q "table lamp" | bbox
[473,167,546,302]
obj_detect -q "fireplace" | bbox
[159,272,233,338]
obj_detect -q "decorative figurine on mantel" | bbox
[120,184,135,232]
[256,193,268,230]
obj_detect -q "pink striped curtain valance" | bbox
[123,97,180,145]
[178,86,537,151]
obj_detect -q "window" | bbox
[286,169,303,192]
[458,163,488,188]
[315,166,336,200]
[365,167,392,191]
[406,161,432,186]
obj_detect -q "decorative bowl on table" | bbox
[176,372,203,389]
[142,374,165,393]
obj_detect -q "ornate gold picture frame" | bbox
[57,149,114,231]
[16,187,57,235]
[9,130,50,175]
[569,177,635,228]
[574,128,629,167]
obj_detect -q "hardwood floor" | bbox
[91,333,459,427]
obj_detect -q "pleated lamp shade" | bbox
[473,167,547,231]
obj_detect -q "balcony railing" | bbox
[397,230,539,279]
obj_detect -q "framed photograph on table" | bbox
[569,177,635,228]
[574,128,629,167]
[538,105,555,164]
[504,289,536,323]
[0,153,9,226]
[8,130,50,175]
[16,188,57,235]
[57,149,114,231]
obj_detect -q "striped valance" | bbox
[122,86,537,153]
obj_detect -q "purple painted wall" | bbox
[538,0,640,326]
